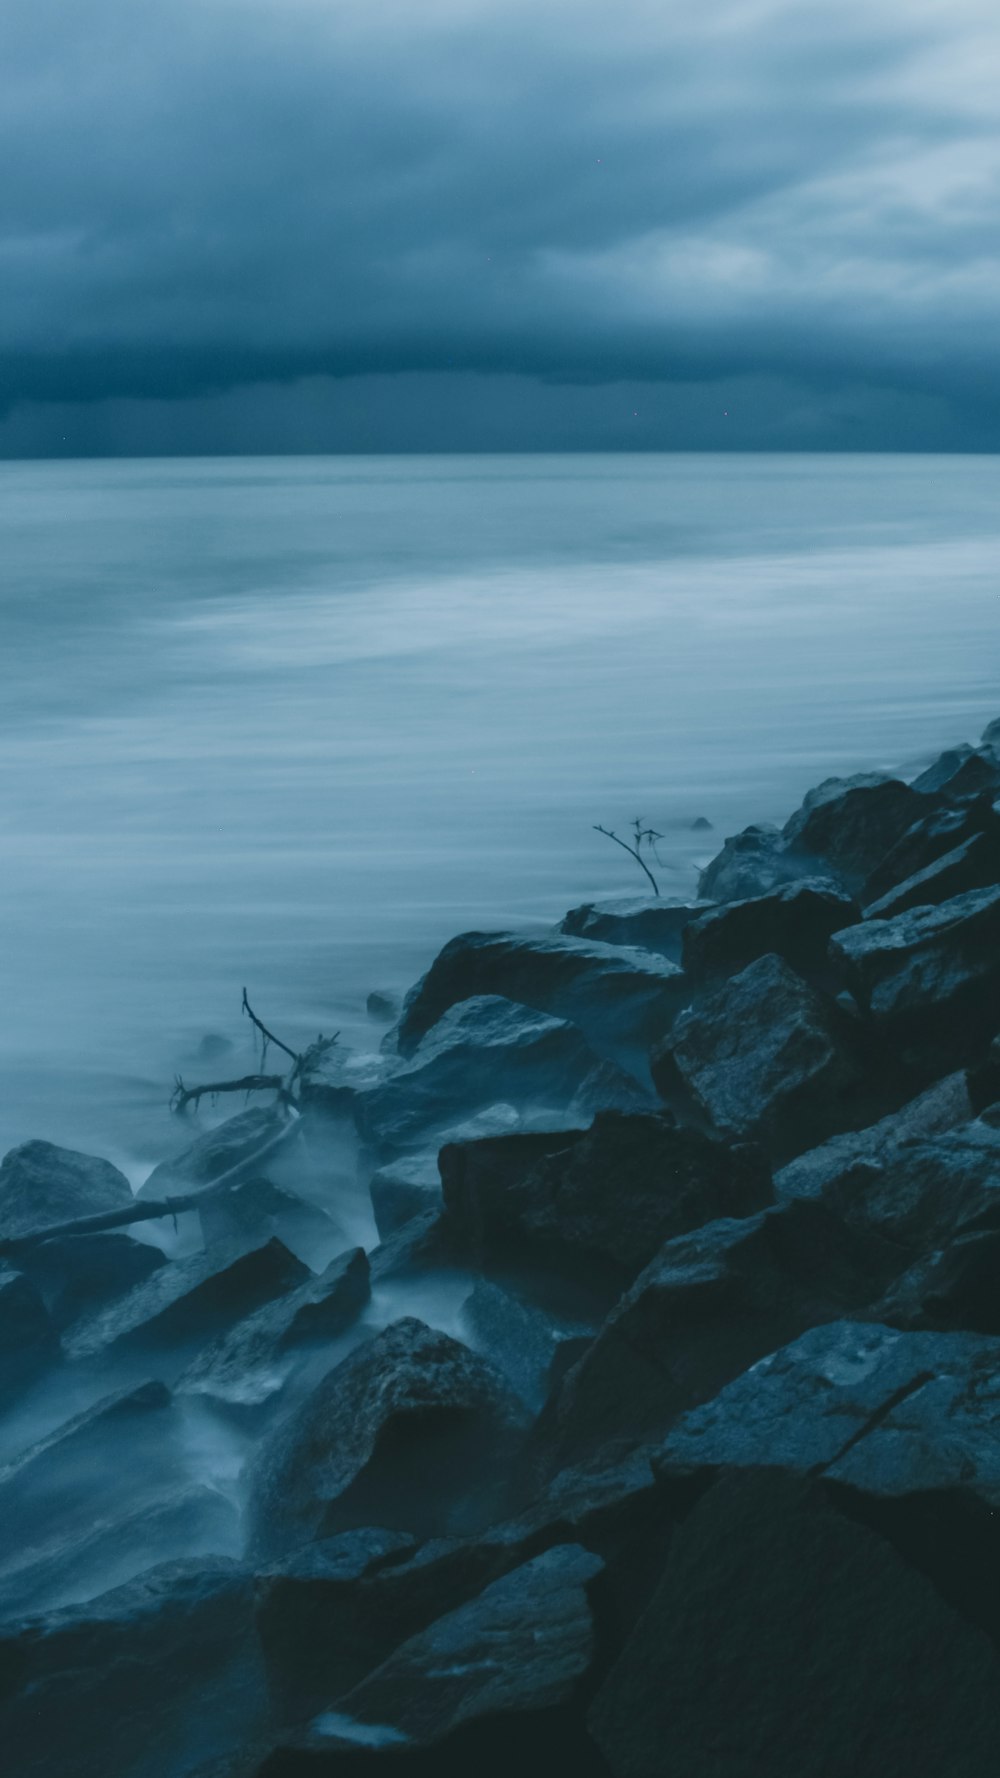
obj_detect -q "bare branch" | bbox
[594,822,661,897]
[241,987,300,1066]
[170,1072,287,1115]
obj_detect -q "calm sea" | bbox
[1,453,997,1176]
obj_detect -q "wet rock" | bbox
[819,1120,1000,1255]
[64,1236,310,1362]
[440,1111,772,1291]
[529,1199,890,1482]
[246,1318,529,1561]
[359,996,600,1150]
[260,1545,606,1776]
[0,1266,59,1396]
[697,823,826,903]
[176,1247,370,1413]
[19,1230,165,1328]
[298,1049,396,1119]
[863,826,1000,919]
[392,930,686,1070]
[681,879,858,986]
[863,791,999,903]
[559,896,707,963]
[774,1070,973,1202]
[0,1559,267,1778]
[830,884,1000,1070]
[141,1107,290,1199]
[589,1469,1000,1778]
[0,1483,240,1620]
[782,772,927,886]
[197,1176,340,1260]
[652,953,864,1158]
[912,743,1000,799]
[0,1139,132,1241]
[459,1279,594,1408]
[368,1155,442,1239]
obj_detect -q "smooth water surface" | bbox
[1,452,997,1175]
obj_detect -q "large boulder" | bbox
[526,1198,890,1483]
[863,791,999,904]
[774,1069,973,1202]
[912,743,1000,800]
[176,1247,370,1414]
[197,1176,342,1265]
[459,1279,594,1408]
[0,1560,267,1778]
[440,1111,772,1291]
[817,1120,1000,1256]
[246,1319,529,1561]
[781,772,927,886]
[391,931,687,1070]
[681,879,858,986]
[358,997,600,1150]
[589,1469,1000,1778]
[63,1236,309,1363]
[368,1155,442,1239]
[258,1546,606,1776]
[862,826,1000,919]
[140,1107,289,1200]
[559,896,707,962]
[829,884,1000,1070]
[652,953,865,1159]
[18,1230,165,1329]
[0,1266,59,1397]
[0,1139,132,1241]
[697,823,826,903]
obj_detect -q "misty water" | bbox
[2,450,999,1184]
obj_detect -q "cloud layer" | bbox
[3,0,998,450]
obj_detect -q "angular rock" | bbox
[260,1546,605,1776]
[559,896,707,962]
[197,1175,340,1261]
[176,1247,370,1413]
[298,1048,396,1119]
[440,1110,772,1290]
[63,1236,310,1362]
[863,790,999,903]
[819,1120,1000,1254]
[459,1280,594,1408]
[140,1107,289,1200]
[875,1227,1000,1335]
[392,930,686,1069]
[829,884,1000,1068]
[774,1070,973,1202]
[681,879,858,986]
[368,1155,442,1239]
[912,743,1000,800]
[366,991,400,1025]
[367,1209,456,1285]
[652,953,864,1158]
[782,772,927,886]
[246,1318,529,1560]
[528,1198,890,1483]
[359,996,600,1150]
[0,1139,132,1241]
[0,1560,267,1778]
[697,822,826,903]
[19,1230,165,1329]
[589,1469,1000,1778]
[0,1266,59,1397]
[863,826,1000,919]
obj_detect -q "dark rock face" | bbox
[559,896,708,962]
[588,1470,1000,1778]
[246,1319,529,1561]
[259,1546,606,1776]
[440,1110,772,1289]
[0,1139,133,1240]
[0,1560,268,1778]
[0,1266,59,1396]
[817,1122,1000,1255]
[912,744,1000,799]
[528,1200,891,1482]
[176,1247,370,1413]
[459,1279,594,1408]
[774,1070,973,1202]
[19,1231,165,1328]
[829,885,1000,1069]
[392,930,686,1068]
[198,1178,340,1261]
[681,879,858,985]
[863,791,998,903]
[359,996,600,1150]
[63,1237,310,1362]
[781,772,927,885]
[698,823,827,903]
[652,953,864,1158]
[863,826,1000,918]
[141,1109,288,1200]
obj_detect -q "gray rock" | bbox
[982,715,1000,749]
[589,1468,1000,1778]
[830,884,1000,1068]
[63,1236,310,1362]
[0,1139,132,1241]
[818,1120,1000,1254]
[392,929,687,1070]
[246,1318,529,1561]
[368,1155,442,1239]
[297,1048,396,1119]
[197,1175,340,1259]
[682,879,858,985]
[774,1070,973,1202]
[359,996,600,1149]
[264,1546,605,1774]
[140,1107,288,1200]
[912,744,1000,800]
[366,991,400,1025]
[782,772,927,886]
[652,953,864,1158]
[440,1110,772,1290]
[864,792,998,903]
[559,896,708,962]
[863,827,1000,919]
[176,1247,370,1412]
[0,1265,59,1396]
[698,823,827,903]
[19,1231,165,1328]
[459,1279,594,1408]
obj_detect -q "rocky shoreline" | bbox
[3,715,1000,1776]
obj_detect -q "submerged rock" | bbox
[0,1140,133,1241]
[197,1176,340,1262]
[652,953,864,1158]
[681,879,858,986]
[246,1318,529,1561]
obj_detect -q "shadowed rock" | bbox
[774,1070,973,1202]
[368,1156,442,1239]
[698,823,830,903]
[681,879,858,986]
[140,1108,289,1200]
[912,744,1000,800]
[0,1266,59,1397]
[782,772,928,886]
[0,1140,133,1241]
[18,1231,165,1329]
[863,791,999,903]
[459,1279,594,1407]
[863,826,1000,919]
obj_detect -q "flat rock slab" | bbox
[559,897,708,962]
[63,1235,310,1362]
[0,1140,133,1241]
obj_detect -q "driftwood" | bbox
[169,989,339,1116]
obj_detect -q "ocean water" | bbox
[1,451,998,1179]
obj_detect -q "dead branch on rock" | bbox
[594,818,664,897]
[170,1072,287,1114]
[169,991,340,1116]
[242,986,299,1067]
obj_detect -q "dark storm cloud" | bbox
[1,0,998,448]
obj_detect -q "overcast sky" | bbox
[2,0,997,454]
